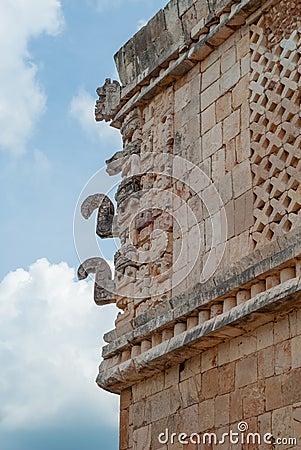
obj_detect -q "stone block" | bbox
[201,48,220,72]
[282,368,301,405]
[223,109,240,143]
[216,92,232,122]
[225,201,235,239]
[258,412,272,450]
[241,100,250,130]
[215,394,230,426]
[265,375,284,411]
[165,364,179,388]
[220,62,240,94]
[242,382,265,418]
[265,274,280,290]
[202,368,218,399]
[230,389,242,423]
[225,138,236,172]
[201,102,216,136]
[238,333,257,357]
[152,333,162,347]
[210,303,223,318]
[121,388,133,410]
[199,398,214,430]
[132,400,147,429]
[120,410,129,449]
[181,404,199,435]
[280,267,296,283]
[201,80,221,111]
[292,335,301,368]
[199,309,210,324]
[274,316,290,344]
[179,377,199,408]
[174,322,187,336]
[234,190,254,235]
[202,59,221,91]
[232,160,252,198]
[235,354,258,388]
[241,53,250,77]
[236,289,251,305]
[150,390,171,422]
[256,322,274,350]
[223,297,236,313]
[133,425,151,450]
[212,148,225,182]
[217,341,230,366]
[141,340,152,353]
[293,403,301,445]
[275,341,291,375]
[236,32,250,59]
[236,127,251,163]
[229,335,242,362]
[232,75,249,110]
[258,347,274,379]
[272,406,294,443]
[218,171,233,204]
[218,362,235,394]
[180,355,201,382]
[162,328,173,341]
[221,45,236,74]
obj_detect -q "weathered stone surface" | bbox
[81,193,115,238]
[95,78,121,122]
[98,278,301,392]
[77,257,116,306]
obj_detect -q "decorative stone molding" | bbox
[250,17,301,248]
[98,277,301,393]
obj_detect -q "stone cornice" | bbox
[97,276,301,393]
[103,227,301,350]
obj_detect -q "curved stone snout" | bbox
[77,257,116,306]
[81,193,116,238]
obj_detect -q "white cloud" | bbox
[0,258,118,431]
[69,88,122,146]
[0,0,64,155]
[95,0,141,12]
[31,149,52,172]
[137,19,147,31]
[95,0,122,12]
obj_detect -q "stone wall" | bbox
[120,310,301,449]
[80,0,301,448]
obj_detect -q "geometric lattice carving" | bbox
[250,16,301,247]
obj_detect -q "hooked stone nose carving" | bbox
[81,194,116,239]
[77,257,115,306]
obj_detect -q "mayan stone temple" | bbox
[78,0,301,448]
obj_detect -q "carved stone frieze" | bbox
[106,142,141,176]
[115,175,142,206]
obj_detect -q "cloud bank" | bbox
[0,258,118,433]
[0,0,64,155]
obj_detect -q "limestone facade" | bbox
[79,0,301,448]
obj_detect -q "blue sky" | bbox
[0,1,167,449]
